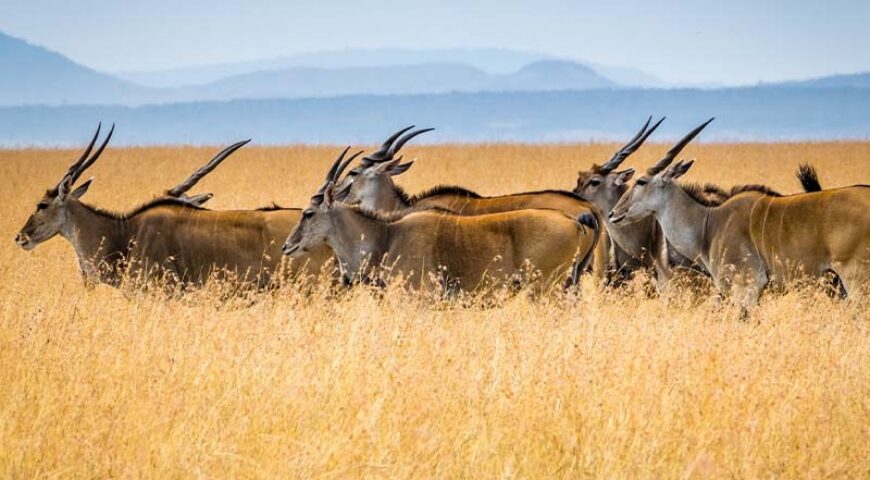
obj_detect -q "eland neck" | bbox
[62,200,131,282]
[606,216,658,261]
[356,179,410,213]
[326,206,390,281]
[654,185,710,266]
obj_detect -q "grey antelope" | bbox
[574,117,717,291]
[15,125,333,288]
[575,119,832,292]
[283,151,601,294]
[339,126,604,280]
[609,156,870,311]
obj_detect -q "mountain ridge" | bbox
[157,60,619,102]
[2,86,866,146]
[0,31,145,106]
[778,72,870,88]
[3,31,868,108]
[0,34,627,105]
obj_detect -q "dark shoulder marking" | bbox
[410,185,482,202]
[392,184,413,205]
[729,184,782,197]
[88,197,206,220]
[679,182,729,207]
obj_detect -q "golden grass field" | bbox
[1,142,868,478]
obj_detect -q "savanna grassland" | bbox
[0,142,868,478]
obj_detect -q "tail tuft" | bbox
[796,163,822,192]
[577,212,598,233]
[568,211,602,286]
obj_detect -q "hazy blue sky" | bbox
[2,0,868,84]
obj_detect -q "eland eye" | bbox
[37,202,49,210]
[588,179,601,187]
[636,179,648,186]
[302,210,315,219]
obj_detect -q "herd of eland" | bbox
[14,118,870,314]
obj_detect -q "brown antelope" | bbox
[15,125,334,288]
[609,157,870,312]
[283,155,601,293]
[339,126,604,281]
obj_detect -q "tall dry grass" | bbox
[0,142,868,478]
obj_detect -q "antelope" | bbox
[576,120,834,293]
[15,125,334,288]
[283,153,601,294]
[609,156,870,312]
[338,126,604,281]
[574,117,717,291]
[792,163,848,296]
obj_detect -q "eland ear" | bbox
[70,178,93,199]
[324,181,336,208]
[186,192,213,206]
[666,159,695,180]
[388,160,414,176]
[373,157,401,174]
[615,168,635,184]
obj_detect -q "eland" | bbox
[338,126,604,281]
[15,125,333,288]
[609,154,870,312]
[284,151,600,293]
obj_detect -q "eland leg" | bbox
[832,259,869,305]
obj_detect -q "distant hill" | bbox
[0,36,624,106]
[117,48,668,89]
[2,86,867,146]
[117,48,556,87]
[160,60,618,102]
[493,61,615,91]
[586,61,668,88]
[165,63,491,101]
[0,37,623,105]
[779,72,870,88]
[0,32,146,106]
